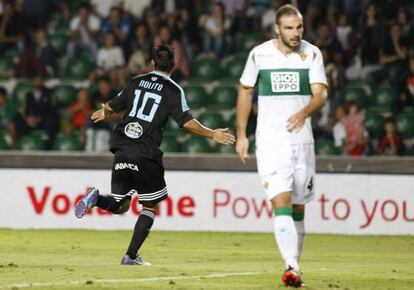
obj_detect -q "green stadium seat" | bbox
[16,134,44,151]
[343,87,367,107]
[160,135,180,152]
[190,58,220,81]
[221,56,245,81]
[405,146,414,156]
[237,33,260,51]
[198,112,226,129]
[183,86,207,109]
[181,137,211,153]
[12,82,33,109]
[0,56,15,79]
[53,84,76,107]
[216,143,236,154]
[371,88,398,108]
[364,113,385,138]
[396,113,414,138]
[315,138,340,155]
[209,86,237,109]
[49,33,69,57]
[53,135,83,151]
[62,57,94,80]
[0,131,9,149]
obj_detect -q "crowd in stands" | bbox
[0,0,413,156]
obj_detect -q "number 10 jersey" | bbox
[109,71,193,159]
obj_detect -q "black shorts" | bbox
[111,151,167,204]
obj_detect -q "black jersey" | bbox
[108,71,193,159]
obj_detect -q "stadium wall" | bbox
[1,152,413,235]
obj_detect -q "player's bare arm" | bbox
[286,83,328,133]
[183,119,235,145]
[236,85,254,164]
[91,103,114,123]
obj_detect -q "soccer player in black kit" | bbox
[74,44,235,265]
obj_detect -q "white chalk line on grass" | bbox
[1,272,259,289]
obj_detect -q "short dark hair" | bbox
[0,86,7,97]
[152,44,175,73]
[275,4,301,25]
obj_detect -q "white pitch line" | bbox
[1,272,259,289]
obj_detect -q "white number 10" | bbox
[128,89,161,122]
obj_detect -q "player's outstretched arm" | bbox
[236,85,254,164]
[91,103,114,123]
[183,119,235,145]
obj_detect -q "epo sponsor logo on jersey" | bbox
[270,72,300,93]
[124,122,143,139]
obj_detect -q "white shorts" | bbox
[256,143,315,204]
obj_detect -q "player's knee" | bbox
[141,201,159,212]
[271,192,292,208]
[113,199,131,214]
[293,204,305,214]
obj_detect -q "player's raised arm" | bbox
[183,119,235,145]
[236,85,255,164]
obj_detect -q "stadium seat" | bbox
[343,87,367,107]
[183,86,207,110]
[209,86,237,110]
[237,33,260,51]
[49,33,69,57]
[190,58,220,81]
[62,57,94,80]
[0,56,15,79]
[16,134,44,151]
[181,137,211,153]
[215,143,236,154]
[12,82,33,109]
[53,135,82,151]
[371,88,398,108]
[53,84,76,107]
[315,138,340,155]
[0,131,9,149]
[221,56,245,81]
[160,135,180,153]
[396,113,414,138]
[364,113,385,138]
[198,112,226,129]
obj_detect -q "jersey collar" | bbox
[152,70,171,79]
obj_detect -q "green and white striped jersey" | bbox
[240,39,327,145]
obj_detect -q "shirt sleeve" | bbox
[239,49,259,87]
[108,83,132,112]
[309,47,328,85]
[170,87,193,127]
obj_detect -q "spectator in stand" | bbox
[121,0,151,19]
[101,6,132,47]
[17,75,60,150]
[91,0,119,20]
[176,8,199,61]
[22,0,63,30]
[125,22,152,77]
[313,22,342,57]
[199,2,231,57]
[323,47,346,107]
[343,101,369,156]
[378,117,403,155]
[332,12,356,61]
[144,10,160,40]
[15,28,57,78]
[367,22,408,91]
[0,87,17,148]
[397,7,413,52]
[346,3,384,80]
[394,56,414,113]
[332,104,347,156]
[154,25,189,82]
[261,0,284,39]
[0,0,24,54]
[94,32,126,87]
[67,3,100,61]
[86,76,116,152]
[68,87,92,145]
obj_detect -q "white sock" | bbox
[274,215,299,271]
[294,220,305,261]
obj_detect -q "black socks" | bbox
[126,209,156,259]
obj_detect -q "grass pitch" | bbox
[0,229,413,290]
